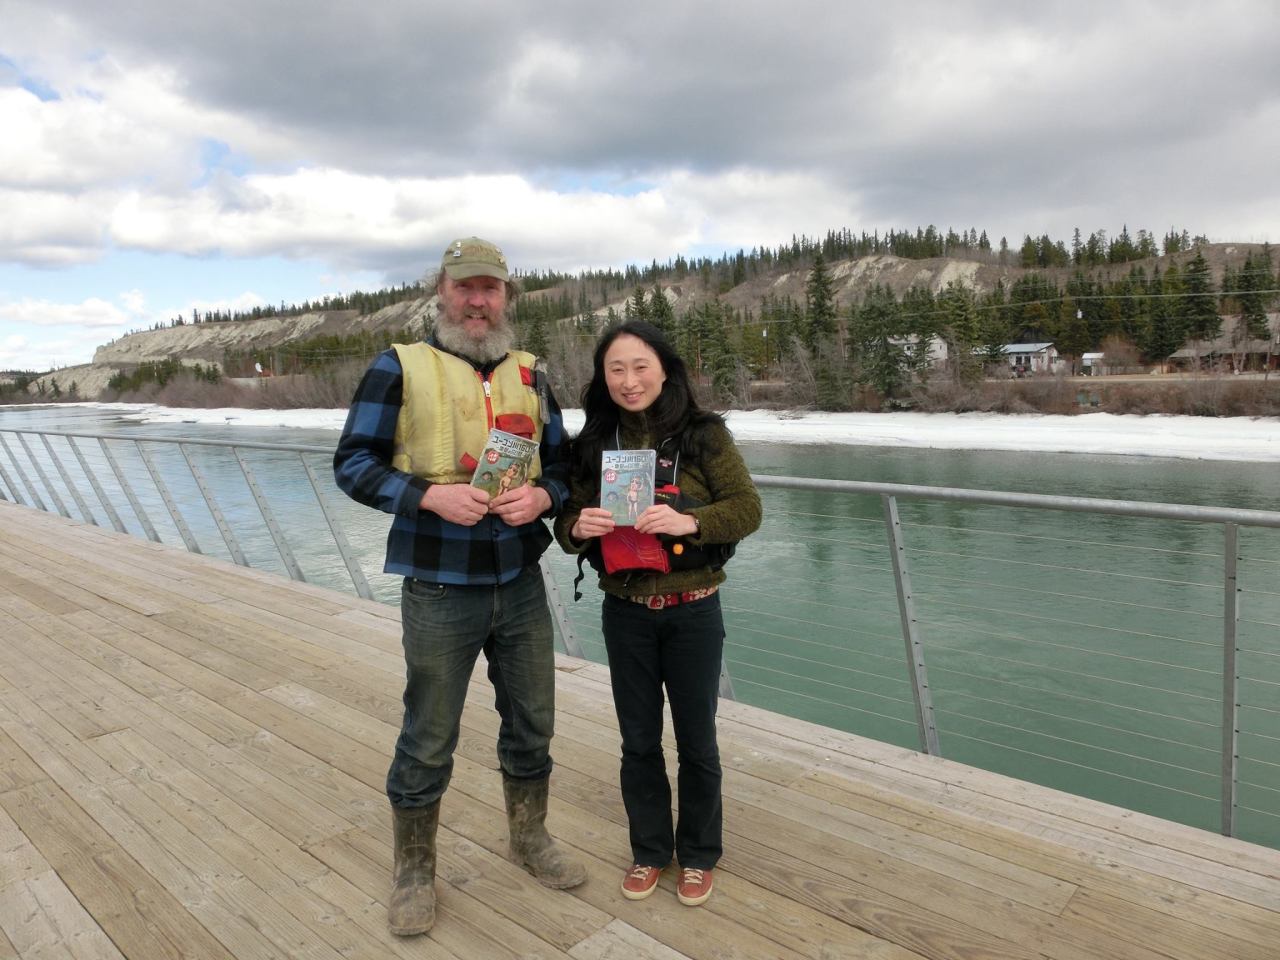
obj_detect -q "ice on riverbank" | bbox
[54,402,1280,463]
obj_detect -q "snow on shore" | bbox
[72,403,1280,463]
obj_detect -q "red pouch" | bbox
[495,413,536,439]
[600,527,670,575]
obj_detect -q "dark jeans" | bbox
[387,565,556,808]
[602,591,725,870]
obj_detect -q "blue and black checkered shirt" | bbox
[333,341,570,586]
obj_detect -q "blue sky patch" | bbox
[0,54,60,101]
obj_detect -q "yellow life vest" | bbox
[390,342,544,484]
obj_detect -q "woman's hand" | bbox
[634,503,697,537]
[571,506,616,541]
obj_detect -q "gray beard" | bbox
[433,318,516,365]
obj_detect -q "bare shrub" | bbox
[1219,381,1280,417]
[776,348,818,408]
[1010,376,1078,415]
[1179,377,1226,417]
[152,375,255,408]
[1099,335,1143,373]
[543,325,595,407]
[909,380,985,412]
[255,362,370,408]
[1102,384,1155,415]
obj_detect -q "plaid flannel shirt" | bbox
[333,341,569,585]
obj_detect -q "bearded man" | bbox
[335,237,585,937]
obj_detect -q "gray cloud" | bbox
[6,0,1280,256]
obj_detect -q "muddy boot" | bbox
[502,774,587,889]
[388,802,440,936]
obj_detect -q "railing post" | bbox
[0,437,25,505]
[137,442,202,553]
[68,437,128,533]
[882,494,940,756]
[539,556,584,658]
[42,435,97,525]
[718,658,736,702]
[232,447,305,582]
[180,443,249,566]
[18,434,68,518]
[0,433,45,510]
[300,455,372,600]
[98,438,160,542]
[1221,522,1240,837]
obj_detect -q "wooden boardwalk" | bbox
[1,500,1278,960]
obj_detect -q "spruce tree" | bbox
[939,281,983,383]
[848,284,912,400]
[1140,264,1187,368]
[626,286,649,322]
[1181,250,1220,343]
[648,284,676,337]
[1238,249,1272,341]
[803,250,837,349]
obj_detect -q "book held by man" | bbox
[471,428,538,499]
[600,449,656,526]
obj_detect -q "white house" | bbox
[1002,342,1062,375]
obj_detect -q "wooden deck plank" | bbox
[796,767,1280,946]
[686,687,1280,902]
[1,500,1279,960]
[1,781,235,960]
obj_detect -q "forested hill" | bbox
[25,226,1277,401]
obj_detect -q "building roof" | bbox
[1169,313,1279,359]
[1002,343,1055,353]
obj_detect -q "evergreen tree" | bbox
[625,286,649,322]
[939,281,983,383]
[1181,250,1220,343]
[1237,249,1272,340]
[803,250,837,349]
[977,282,1012,364]
[704,304,738,402]
[523,308,548,358]
[648,284,676,337]
[1053,299,1091,373]
[1109,225,1135,263]
[1139,264,1186,368]
[1019,235,1038,268]
[848,284,912,400]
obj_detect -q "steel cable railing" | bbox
[3,426,1280,848]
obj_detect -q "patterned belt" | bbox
[627,585,718,610]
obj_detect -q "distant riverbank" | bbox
[7,402,1277,463]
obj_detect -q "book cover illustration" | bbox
[600,449,656,525]
[471,428,538,499]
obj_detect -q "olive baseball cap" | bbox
[440,236,510,282]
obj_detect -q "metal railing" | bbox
[1,426,1278,846]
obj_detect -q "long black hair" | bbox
[570,319,723,483]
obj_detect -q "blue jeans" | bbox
[387,565,556,808]
[601,591,725,870]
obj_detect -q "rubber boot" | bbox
[388,802,439,936]
[502,775,587,889]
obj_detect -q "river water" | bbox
[3,404,1278,847]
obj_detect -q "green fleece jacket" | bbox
[555,412,762,598]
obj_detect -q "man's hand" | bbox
[421,483,491,525]
[489,483,552,527]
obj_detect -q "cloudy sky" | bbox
[3,1,1278,373]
